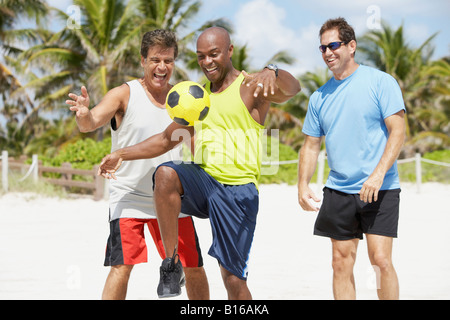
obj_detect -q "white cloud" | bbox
[233,0,316,76]
[294,23,326,75]
[231,0,448,75]
[301,0,449,18]
[234,0,292,60]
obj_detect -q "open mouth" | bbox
[205,66,218,74]
[325,57,339,68]
[154,72,167,80]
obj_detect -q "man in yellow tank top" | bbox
[98,27,301,299]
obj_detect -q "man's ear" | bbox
[228,44,234,59]
[349,40,357,57]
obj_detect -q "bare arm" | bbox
[358,110,406,203]
[98,123,194,178]
[242,68,301,104]
[66,84,128,132]
[270,69,302,103]
[298,135,323,212]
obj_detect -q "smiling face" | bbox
[140,45,175,90]
[320,28,357,80]
[196,27,234,85]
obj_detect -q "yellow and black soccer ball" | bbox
[166,81,210,126]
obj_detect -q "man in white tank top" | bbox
[66,30,209,300]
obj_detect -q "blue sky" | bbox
[48,0,450,76]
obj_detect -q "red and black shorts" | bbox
[104,216,203,268]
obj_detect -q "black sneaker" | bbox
[157,251,185,298]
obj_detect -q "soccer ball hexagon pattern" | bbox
[166,81,211,126]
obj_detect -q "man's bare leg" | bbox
[220,266,252,300]
[185,267,210,300]
[331,238,359,300]
[154,166,183,258]
[366,234,399,300]
[154,166,212,299]
[102,264,134,300]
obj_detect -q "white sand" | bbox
[0,183,449,300]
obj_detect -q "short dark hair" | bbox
[140,29,178,59]
[319,17,356,44]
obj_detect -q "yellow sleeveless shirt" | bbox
[193,73,264,187]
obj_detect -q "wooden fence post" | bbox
[93,165,104,201]
[32,154,38,183]
[61,162,72,181]
[2,150,8,192]
[415,153,422,193]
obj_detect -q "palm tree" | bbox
[136,0,233,80]
[22,0,142,100]
[0,0,48,154]
[0,0,48,94]
[24,117,85,157]
[18,0,232,143]
[266,67,331,151]
[358,22,450,156]
[281,67,331,119]
[17,0,145,142]
[358,23,437,82]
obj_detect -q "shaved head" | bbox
[197,27,231,49]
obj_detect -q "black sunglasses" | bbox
[319,41,348,53]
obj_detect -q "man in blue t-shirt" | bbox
[298,18,406,300]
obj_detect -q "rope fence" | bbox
[263,151,449,193]
[1,150,106,200]
[1,150,449,196]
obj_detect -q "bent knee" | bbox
[110,264,134,278]
[154,166,183,193]
[224,275,246,291]
[155,165,178,183]
[221,269,246,289]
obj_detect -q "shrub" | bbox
[41,137,112,170]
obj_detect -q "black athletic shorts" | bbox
[314,187,400,240]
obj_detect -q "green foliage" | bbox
[398,149,450,183]
[38,137,111,189]
[2,5,449,190]
[424,149,450,162]
[33,137,111,194]
[258,140,449,185]
[40,137,111,170]
[259,135,298,185]
[259,135,333,185]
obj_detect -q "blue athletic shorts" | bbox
[153,161,259,280]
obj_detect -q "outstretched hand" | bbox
[66,86,90,117]
[242,69,277,98]
[98,152,123,179]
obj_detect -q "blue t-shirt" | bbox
[302,65,406,194]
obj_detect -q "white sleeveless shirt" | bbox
[108,80,184,221]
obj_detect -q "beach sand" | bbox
[0,183,449,300]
